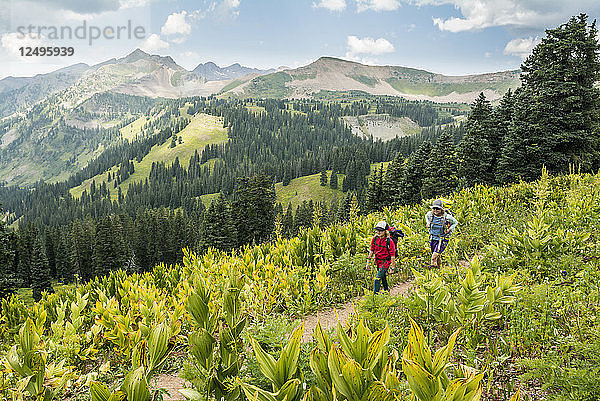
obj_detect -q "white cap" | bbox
[375,221,387,231]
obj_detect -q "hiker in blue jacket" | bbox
[425,199,458,268]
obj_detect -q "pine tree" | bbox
[365,165,385,212]
[232,174,276,247]
[328,198,339,226]
[421,132,459,199]
[283,204,294,237]
[320,170,328,186]
[498,14,600,182]
[30,235,52,302]
[384,152,405,203]
[400,141,432,204]
[0,205,15,299]
[329,170,338,190]
[203,193,234,252]
[457,93,495,187]
[55,228,72,283]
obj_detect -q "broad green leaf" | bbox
[90,381,111,401]
[402,358,438,401]
[328,345,355,401]
[365,326,390,369]
[250,336,278,385]
[313,319,331,353]
[432,328,460,376]
[238,379,278,401]
[121,366,150,401]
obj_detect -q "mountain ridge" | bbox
[226,56,520,102]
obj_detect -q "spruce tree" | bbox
[384,152,405,203]
[341,176,349,192]
[31,235,52,302]
[232,174,276,247]
[365,165,385,212]
[0,205,15,298]
[16,223,36,288]
[400,141,432,204]
[328,198,339,226]
[320,170,328,186]
[498,14,600,181]
[330,170,338,190]
[203,193,234,252]
[55,228,72,283]
[457,93,495,187]
[421,132,459,199]
[491,89,513,168]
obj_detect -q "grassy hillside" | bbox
[120,116,151,140]
[4,170,600,400]
[275,171,345,208]
[70,113,228,199]
[198,171,346,208]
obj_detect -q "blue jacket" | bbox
[425,211,458,240]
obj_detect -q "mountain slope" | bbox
[0,63,89,117]
[224,57,521,103]
[60,49,229,106]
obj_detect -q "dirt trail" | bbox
[155,279,414,399]
[301,280,413,343]
[154,374,187,401]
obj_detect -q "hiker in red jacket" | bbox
[365,220,396,294]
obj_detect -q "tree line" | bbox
[365,14,600,211]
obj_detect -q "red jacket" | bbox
[370,236,395,268]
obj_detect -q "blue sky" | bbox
[1,0,599,78]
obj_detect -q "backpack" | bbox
[385,223,405,258]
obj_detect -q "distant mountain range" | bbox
[192,62,274,81]
[230,57,520,103]
[0,50,274,119]
[0,49,521,186]
[0,49,521,120]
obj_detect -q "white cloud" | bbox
[346,35,395,55]
[1,32,46,61]
[140,33,169,53]
[216,0,241,17]
[313,0,347,11]
[224,0,240,8]
[503,36,541,59]
[411,0,600,32]
[161,11,192,36]
[119,0,151,8]
[356,0,400,12]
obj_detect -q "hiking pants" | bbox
[374,267,389,293]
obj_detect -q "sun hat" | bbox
[431,199,445,210]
